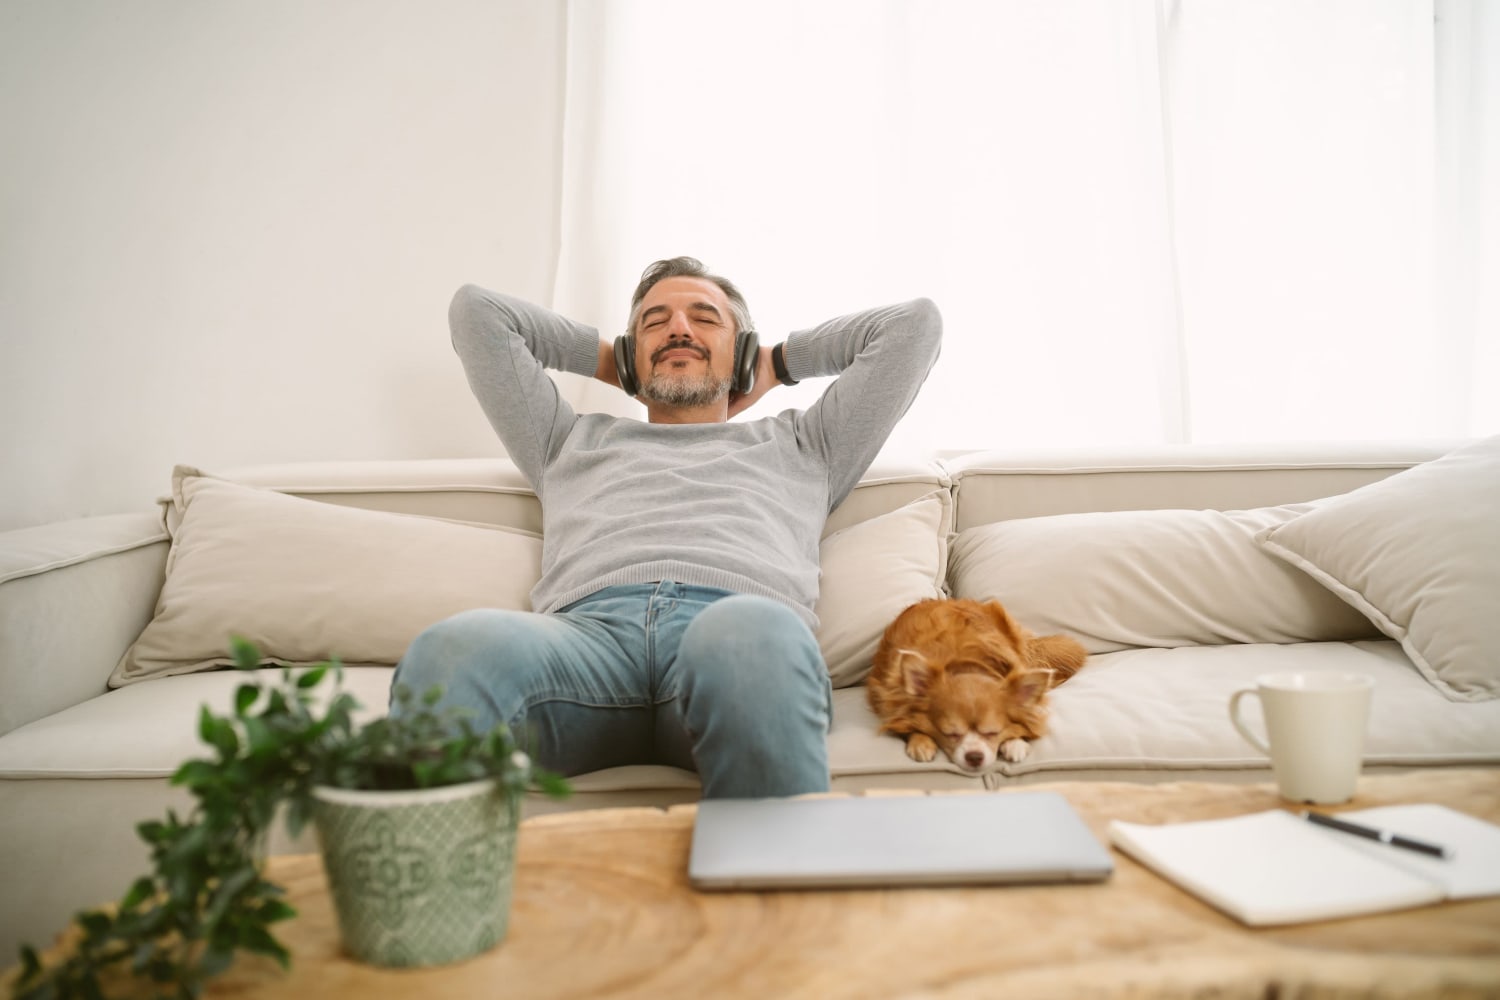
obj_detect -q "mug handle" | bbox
[1229,689,1271,756]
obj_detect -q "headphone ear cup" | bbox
[614,335,639,397]
[734,329,759,394]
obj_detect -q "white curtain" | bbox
[551,0,1498,449]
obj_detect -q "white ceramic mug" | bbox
[1228,672,1374,804]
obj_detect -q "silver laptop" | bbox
[689,791,1114,890]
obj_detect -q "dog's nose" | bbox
[965,751,985,769]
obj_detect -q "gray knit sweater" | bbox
[448,284,942,628]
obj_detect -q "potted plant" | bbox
[10,637,569,998]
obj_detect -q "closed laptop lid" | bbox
[689,792,1114,891]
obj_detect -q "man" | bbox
[392,257,941,798]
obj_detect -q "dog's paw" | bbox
[905,733,939,763]
[1000,738,1030,763]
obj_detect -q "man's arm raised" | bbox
[448,284,597,483]
[595,339,623,392]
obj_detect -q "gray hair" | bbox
[627,256,754,336]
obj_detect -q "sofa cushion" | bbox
[816,491,950,687]
[826,641,1500,783]
[110,468,543,686]
[11,644,1500,786]
[948,505,1378,654]
[1255,435,1500,702]
[1,666,394,778]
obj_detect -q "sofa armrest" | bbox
[0,513,168,736]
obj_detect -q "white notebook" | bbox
[1108,804,1500,926]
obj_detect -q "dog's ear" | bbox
[895,648,931,697]
[982,600,1027,646]
[1025,634,1089,682]
[1009,668,1055,706]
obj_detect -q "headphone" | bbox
[614,328,759,398]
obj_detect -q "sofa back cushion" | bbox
[943,442,1456,533]
[817,491,951,687]
[1256,435,1500,702]
[948,505,1380,653]
[111,468,544,685]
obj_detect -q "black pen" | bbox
[1301,810,1453,860]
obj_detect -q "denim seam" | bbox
[520,692,651,713]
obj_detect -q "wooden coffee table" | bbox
[19,771,1500,997]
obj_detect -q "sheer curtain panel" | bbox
[551,0,1497,448]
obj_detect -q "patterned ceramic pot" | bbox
[311,778,518,968]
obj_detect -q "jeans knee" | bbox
[395,608,494,693]
[677,596,826,699]
[391,608,563,722]
[672,596,832,796]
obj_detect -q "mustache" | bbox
[650,342,709,364]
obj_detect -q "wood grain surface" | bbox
[13,771,1500,998]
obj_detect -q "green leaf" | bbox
[296,665,327,689]
[242,716,274,758]
[121,876,156,910]
[170,759,219,790]
[234,683,260,716]
[203,867,257,930]
[257,899,297,924]
[137,818,169,843]
[229,636,261,671]
[238,924,291,969]
[197,707,239,758]
[78,910,112,939]
[410,760,438,788]
[535,770,573,799]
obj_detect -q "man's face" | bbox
[634,276,736,407]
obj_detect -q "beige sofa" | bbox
[3,438,1498,959]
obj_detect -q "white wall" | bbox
[0,0,566,530]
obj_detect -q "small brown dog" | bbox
[867,598,1088,772]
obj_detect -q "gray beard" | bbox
[639,371,732,408]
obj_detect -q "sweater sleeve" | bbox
[447,284,600,487]
[784,297,943,508]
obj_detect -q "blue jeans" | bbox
[389,582,832,799]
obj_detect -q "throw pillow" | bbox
[948,505,1379,654]
[111,467,542,686]
[816,491,950,687]
[1255,435,1500,702]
